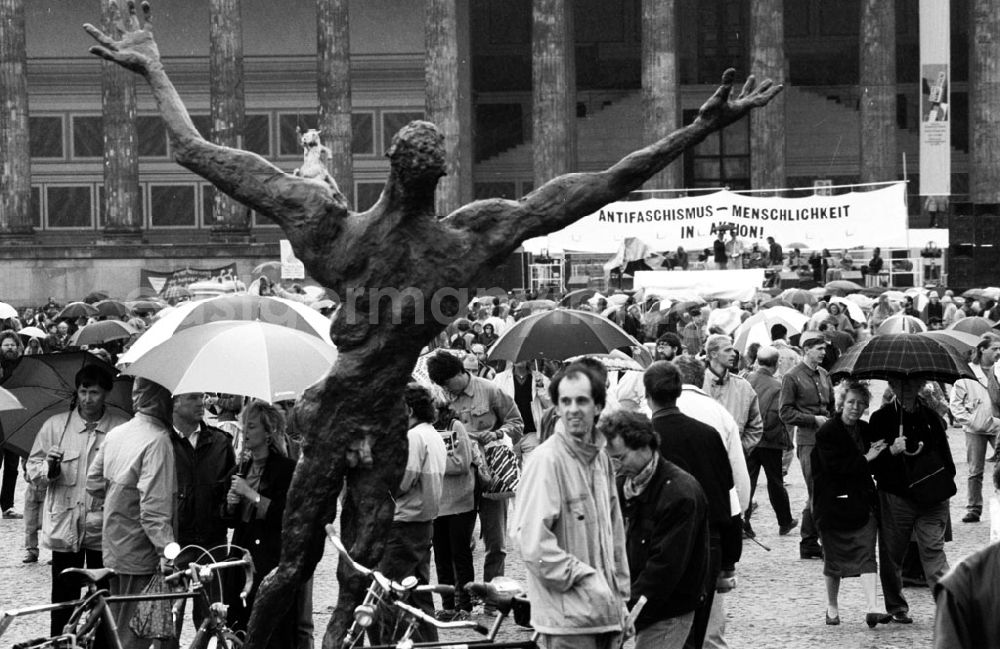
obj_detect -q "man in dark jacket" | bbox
[644,361,733,649]
[599,410,710,649]
[169,392,236,645]
[744,347,796,538]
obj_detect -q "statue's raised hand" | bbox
[694,69,783,131]
[84,1,159,75]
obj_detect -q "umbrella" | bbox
[17,326,47,340]
[57,302,99,320]
[123,321,338,403]
[117,295,334,366]
[565,350,644,372]
[830,333,974,383]
[82,291,110,304]
[760,298,794,309]
[962,288,1000,302]
[252,261,283,285]
[844,294,874,309]
[779,289,817,307]
[487,309,641,363]
[515,300,558,318]
[162,285,192,302]
[94,300,130,319]
[949,317,995,337]
[0,387,23,412]
[411,348,464,404]
[69,320,138,347]
[559,289,598,309]
[880,290,908,303]
[707,306,745,335]
[809,286,829,297]
[732,306,810,354]
[667,298,707,316]
[875,315,927,335]
[824,280,864,295]
[0,352,133,456]
[827,296,866,323]
[917,330,981,357]
[0,302,18,320]
[129,300,165,314]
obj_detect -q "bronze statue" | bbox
[85,2,781,647]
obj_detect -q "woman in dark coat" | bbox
[812,381,890,628]
[224,400,297,642]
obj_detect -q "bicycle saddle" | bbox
[61,567,114,584]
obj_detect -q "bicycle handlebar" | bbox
[165,548,255,604]
[391,601,490,634]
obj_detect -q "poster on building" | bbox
[280,239,306,280]
[139,264,239,298]
[522,182,909,254]
[919,0,950,197]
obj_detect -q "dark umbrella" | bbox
[94,300,130,319]
[0,352,133,455]
[69,320,138,347]
[57,302,99,320]
[830,333,974,383]
[949,317,995,337]
[666,298,707,316]
[559,289,598,309]
[487,309,641,363]
[129,300,165,314]
[761,298,794,309]
[82,291,110,305]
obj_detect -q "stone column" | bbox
[532,0,576,186]
[970,0,1000,203]
[101,0,141,237]
[641,0,681,190]
[318,0,355,209]
[0,0,34,238]
[749,0,787,193]
[426,0,473,215]
[209,0,250,240]
[859,0,897,184]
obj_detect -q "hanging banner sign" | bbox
[139,264,238,297]
[919,0,950,197]
[523,182,909,254]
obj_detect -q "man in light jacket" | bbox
[516,363,631,649]
[949,332,1000,523]
[87,377,177,649]
[27,366,129,637]
[494,360,551,460]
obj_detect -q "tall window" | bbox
[683,110,750,190]
[149,185,196,227]
[46,186,93,229]
[29,116,64,159]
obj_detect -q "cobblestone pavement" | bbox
[0,425,989,648]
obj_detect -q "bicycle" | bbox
[326,524,537,649]
[0,543,253,649]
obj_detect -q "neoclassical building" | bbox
[0,0,994,302]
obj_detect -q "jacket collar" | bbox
[555,425,604,465]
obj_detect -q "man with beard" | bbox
[0,330,24,519]
[614,333,682,414]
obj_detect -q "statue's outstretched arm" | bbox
[84,1,348,234]
[448,69,782,254]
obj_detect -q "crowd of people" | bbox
[0,278,998,648]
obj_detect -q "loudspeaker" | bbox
[779,272,799,289]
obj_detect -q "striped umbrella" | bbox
[830,333,974,383]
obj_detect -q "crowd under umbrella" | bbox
[128,299,165,314]
[69,319,138,347]
[824,280,864,295]
[947,316,995,337]
[559,288,598,309]
[117,294,334,366]
[487,309,642,363]
[56,301,99,320]
[123,320,338,404]
[875,314,927,335]
[565,350,646,371]
[830,333,975,384]
[779,288,817,307]
[16,326,47,340]
[962,287,1000,303]
[0,352,133,456]
[0,302,18,320]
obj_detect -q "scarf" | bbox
[623,455,658,500]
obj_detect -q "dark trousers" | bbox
[0,449,19,511]
[746,447,794,527]
[433,510,477,611]
[877,491,950,615]
[684,535,720,649]
[478,498,508,582]
[797,443,820,551]
[373,520,438,644]
[51,549,106,637]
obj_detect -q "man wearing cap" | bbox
[779,332,834,560]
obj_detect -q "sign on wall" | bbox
[139,264,238,297]
[919,0,950,197]
[523,182,909,254]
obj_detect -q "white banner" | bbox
[633,269,766,303]
[523,182,909,254]
[279,239,305,280]
[919,0,950,197]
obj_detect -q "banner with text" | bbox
[139,264,239,297]
[523,182,909,254]
[919,0,950,197]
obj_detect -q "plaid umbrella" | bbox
[830,333,975,383]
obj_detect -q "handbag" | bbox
[904,444,957,507]
[128,573,176,640]
[469,437,492,485]
[969,398,996,434]
[481,437,519,500]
